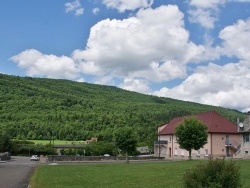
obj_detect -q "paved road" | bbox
[0,156,38,188]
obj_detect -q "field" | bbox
[28,140,86,145]
[30,160,250,188]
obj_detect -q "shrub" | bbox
[183,159,242,188]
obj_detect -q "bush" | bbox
[183,159,242,188]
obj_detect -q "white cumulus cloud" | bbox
[219,18,250,60]
[187,0,226,29]
[102,0,154,12]
[154,17,250,112]
[73,5,205,83]
[65,0,84,16]
[93,8,100,15]
[154,61,250,112]
[120,78,150,94]
[10,49,79,79]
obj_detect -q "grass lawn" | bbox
[28,140,86,145]
[29,160,250,188]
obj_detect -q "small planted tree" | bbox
[175,117,208,160]
[183,159,242,188]
[113,127,137,163]
[0,132,11,153]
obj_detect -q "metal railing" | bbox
[154,140,168,145]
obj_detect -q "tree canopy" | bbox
[113,127,137,163]
[0,131,11,153]
[0,73,245,145]
[175,117,208,159]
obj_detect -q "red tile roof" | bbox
[159,111,238,135]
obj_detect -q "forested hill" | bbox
[0,73,246,144]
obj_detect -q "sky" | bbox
[1,0,250,112]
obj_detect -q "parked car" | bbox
[30,155,40,161]
[104,154,110,157]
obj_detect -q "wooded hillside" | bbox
[0,73,245,145]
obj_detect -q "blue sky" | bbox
[1,0,250,112]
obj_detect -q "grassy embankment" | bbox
[28,140,86,145]
[30,160,250,188]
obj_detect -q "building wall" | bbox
[155,134,211,159]
[155,133,240,159]
[154,135,168,158]
[211,133,240,157]
[239,114,250,158]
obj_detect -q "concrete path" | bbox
[0,156,38,188]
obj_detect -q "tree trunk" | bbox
[188,149,192,160]
[125,152,129,163]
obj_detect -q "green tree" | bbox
[183,159,242,188]
[0,132,11,152]
[113,127,137,163]
[175,117,208,160]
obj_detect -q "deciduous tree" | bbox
[113,127,137,163]
[175,117,208,160]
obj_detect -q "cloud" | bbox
[119,78,151,94]
[153,17,250,112]
[154,61,250,112]
[219,18,250,60]
[93,8,100,15]
[188,0,250,29]
[229,0,250,2]
[187,0,226,29]
[73,5,206,82]
[11,5,211,97]
[10,49,79,79]
[65,0,84,16]
[102,0,154,12]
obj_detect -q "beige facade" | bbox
[155,133,240,159]
[154,111,241,159]
[237,114,250,158]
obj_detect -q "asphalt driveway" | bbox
[0,156,38,188]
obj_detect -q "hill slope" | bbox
[0,73,246,144]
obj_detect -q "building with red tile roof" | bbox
[154,111,241,159]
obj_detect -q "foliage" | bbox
[60,141,116,156]
[0,73,246,145]
[113,127,137,162]
[175,117,208,159]
[10,140,56,156]
[183,159,242,188]
[0,131,11,152]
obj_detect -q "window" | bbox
[205,149,208,156]
[174,148,178,156]
[169,136,171,142]
[244,134,250,143]
[181,149,185,157]
[245,151,248,154]
[196,150,200,157]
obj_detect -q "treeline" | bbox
[0,74,246,146]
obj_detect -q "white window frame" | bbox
[205,149,208,156]
[196,150,200,157]
[181,149,185,157]
[174,148,178,156]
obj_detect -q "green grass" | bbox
[28,140,86,145]
[30,160,250,188]
[29,160,247,188]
